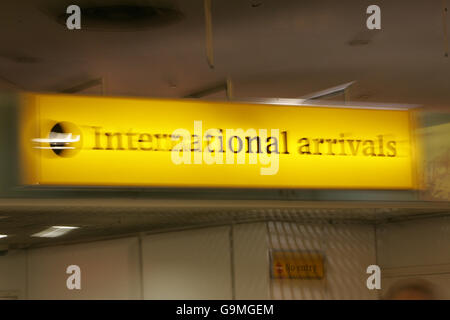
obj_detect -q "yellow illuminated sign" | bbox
[271,251,324,280]
[19,93,418,189]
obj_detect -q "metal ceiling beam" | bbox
[299,81,356,101]
[60,77,104,94]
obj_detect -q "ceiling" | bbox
[0,198,449,249]
[0,0,449,248]
[0,0,448,108]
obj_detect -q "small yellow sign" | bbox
[271,251,324,279]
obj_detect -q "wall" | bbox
[233,223,270,299]
[5,218,446,300]
[142,226,233,299]
[26,237,141,299]
[268,221,378,300]
[0,249,26,299]
[377,215,450,299]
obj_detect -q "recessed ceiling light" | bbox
[347,30,377,47]
[31,226,79,238]
[0,52,40,64]
[55,5,184,31]
[348,39,370,46]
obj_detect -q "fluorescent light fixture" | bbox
[299,81,356,101]
[31,226,79,238]
[0,235,7,239]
